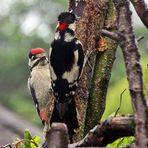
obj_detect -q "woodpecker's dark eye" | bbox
[33,56,36,60]
[31,55,36,60]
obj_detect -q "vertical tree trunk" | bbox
[70,0,109,140]
[114,0,148,147]
[69,0,118,140]
[130,0,148,28]
[84,0,118,135]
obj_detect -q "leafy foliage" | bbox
[24,129,41,148]
[10,129,41,148]
[107,136,135,148]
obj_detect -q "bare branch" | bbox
[130,0,148,28]
[0,144,12,148]
[101,29,119,41]
[102,29,144,44]
[137,36,144,42]
[69,116,135,147]
[114,88,126,117]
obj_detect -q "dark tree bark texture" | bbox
[130,0,148,28]
[113,0,148,147]
[69,0,118,141]
[69,116,135,147]
[84,0,118,135]
[69,0,109,140]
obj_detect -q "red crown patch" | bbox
[31,48,45,55]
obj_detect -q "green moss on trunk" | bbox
[84,0,118,134]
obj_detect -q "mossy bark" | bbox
[73,0,108,140]
[84,0,118,134]
[69,0,118,140]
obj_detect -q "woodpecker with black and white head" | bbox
[28,48,53,138]
[49,12,84,142]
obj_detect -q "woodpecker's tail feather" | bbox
[50,97,79,138]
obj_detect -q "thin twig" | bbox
[0,139,38,148]
[116,137,125,147]
[114,88,126,117]
[0,144,12,148]
[137,36,144,42]
[18,139,38,147]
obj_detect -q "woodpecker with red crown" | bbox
[28,48,53,138]
[49,12,84,142]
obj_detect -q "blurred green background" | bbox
[0,0,147,126]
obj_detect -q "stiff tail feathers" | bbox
[50,97,79,136]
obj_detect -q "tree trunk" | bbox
[73,0,109,140]
[84,0,118,134]
[113,0,148,147]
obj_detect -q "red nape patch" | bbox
[58,22,69,31]
[31,48,45,55]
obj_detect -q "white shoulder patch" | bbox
[54,31,60,40]
[62,50,79,83]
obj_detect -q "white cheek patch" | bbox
[28,59,32,67]
[28,58,38,68]
[62,50,79,83]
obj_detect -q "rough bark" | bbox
[84,0,118,134]
[69,0,118,140]
[69,116,135,147]
[113,0,148,147]
[69,0,109,141]
[130,0,148,28]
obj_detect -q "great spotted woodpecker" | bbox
[28,48,53,137]
[49,12,84,141]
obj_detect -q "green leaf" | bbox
[24,129,32,148]
[107,136,135,148]
[31,136,41,148]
